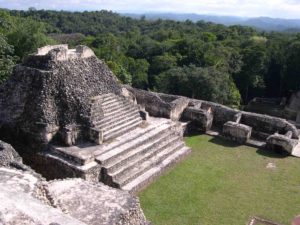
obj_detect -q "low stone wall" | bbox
[125,87,299,143]
[200,101,240,126]
[36,153,100,182]
[266,133,298,154]
[241,112,299,139]
[182,107,213,132]
[126,87,189,121]
[223,121,252,144]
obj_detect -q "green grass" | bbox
[139,135,300,225]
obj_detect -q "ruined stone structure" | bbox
[126,87,300,156]
[0,45,191,194]
[0,141,148,225]
[0,44,299,224]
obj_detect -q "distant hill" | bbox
[122,13,300,32]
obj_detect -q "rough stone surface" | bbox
[126,86,189,121]
[266,133,299,154]
[0,167,149,225]
[223,121,252,144]
[241,112,299,139]
[46,179,148,225]
[0,45,122,157]
[0,167,85,225]
[0,140,22,167]
[181,106,213,132]
[126,86,299,141]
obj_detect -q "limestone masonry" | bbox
[0,45,299,224]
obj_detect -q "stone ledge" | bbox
[223,121,252,144]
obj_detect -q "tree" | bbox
[284,41,300,92]
[7,18,55,60]
[128,58,149,89]
[156,65,241,106]
[106,61,132,85]
[0,34,17,83]
[234,42,267,102]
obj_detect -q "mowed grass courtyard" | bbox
[139,135,300,225]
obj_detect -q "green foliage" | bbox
[128,58,149,88]
[156,65,241,106]
[106,61,132,85]
[3,9,300,106]
[6,19,56,60]
[0,34,17,83]
[284,41,300,92]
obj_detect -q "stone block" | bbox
[182,107,213,132]
[223,121,252,144]
[89,128,103,145]
[266,133,298,154]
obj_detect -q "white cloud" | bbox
[0,0,300,18]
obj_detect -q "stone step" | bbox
[102,100,132,113]
[109,136,182,182]
[97,123,172,164]
[105,131,177,174]
[94,123,168,157]
[95,109,139,129]
[90,94,114,104]
[98,113,140,132]
[101,93,116,99]
[103,103,136,118]
[103,118,143,141]
[101,97,126,107]
[101,100,122,111]
[97,108,140,127]
[116,141,185,187]
[48,146,93,166]
[121,146,191,193]
[43,151,99,173]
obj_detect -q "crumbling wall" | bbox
[241,112,299,139]
[181,107,213,132]
[126,87,299,141]
[126,87,189,121]
[223,121,252,144]
[200,101,240,127]
[0,46,122,151]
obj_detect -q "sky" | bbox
[1,0,300,19]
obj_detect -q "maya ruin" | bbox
[1,44,300,224]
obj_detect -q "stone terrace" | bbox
[44,115,191,193]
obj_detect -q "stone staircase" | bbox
[44,93,191,193]
[90,93,143,142]
[96,119,191,193]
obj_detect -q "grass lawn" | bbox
[139,135,300,225]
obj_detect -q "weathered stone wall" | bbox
[266,133,298,154]
[182,107,213,132]
[223,121,252,144]
[126,87,299,140]
[198,100,240,126]
[126,86,189,121]
[0,46,122,151]
[240,112,299,139]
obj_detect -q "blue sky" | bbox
[1,0,300,19]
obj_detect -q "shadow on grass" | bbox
[208,136,242,148]
[256,148,289,159]
[210,136,289,159]
[184,131,202,137]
